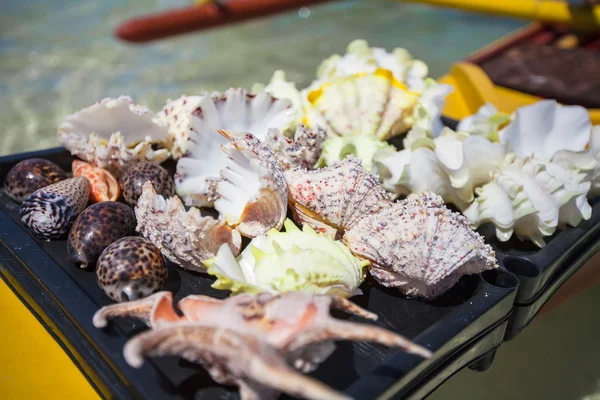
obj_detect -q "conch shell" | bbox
[93,291,431,400]
[58,96,170,176]
[203,219,368,297]
[343,192,497,299]
[72,160,120,203]
[305,68,419,140]
[135,181,242,273]
[264,124,326,171]
[463,153,592,247]
[174,88,292,207]
[285,156,392,238]
[215,130,288,238]
[157,94,204,159]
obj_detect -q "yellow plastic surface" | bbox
[0,276,100,400]
[398,0,600,31]
[438,62,600,124]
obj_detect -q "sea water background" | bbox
[0,0,525,155]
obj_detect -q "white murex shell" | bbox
[174,88,292,207]
[342,192,497,299]
[135,181,242,273]
[58,96,171,176]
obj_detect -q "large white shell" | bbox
[456,103,510,141]
[316,39,429,93]
[265,124,326,171]
[342,192,497,299]
[175,88,292,207]
[135,181,242,272]
[157,95,205,160]
[58,96,170,176]
[410,79,454,138]
[284,156,392,237]
[463,153,592,247]
[215,131,288,238]
[305,69,419,141]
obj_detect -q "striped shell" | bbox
[20,177,90,240]
[343,192,497,299]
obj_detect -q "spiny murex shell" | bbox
[264,124,326,171]
[58,96,170,176]
[135,181,242,273]
[343,192,497,299]
[215,131,288,238]
[463,153,592,247]
[305,68,419,141]
[174,88,292,207]
[285,156,392,238]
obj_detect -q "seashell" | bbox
[119,162,174,207]
[156,94,205,160]
[20,177,90,240]
[203,219,368,297]
[96,236,167,302]
[72,160,120,203]
[67,201,136,269]
[409,79,454,137]
[264,124,326,171]
[93,291,430,400]
[58,96,171,177]
[174,88,292,207]
[463,153,592,247]
[316,134,395,170]
[590,126,600,197]
[135,181,242,273]
[373,128,505,208]
[316,39,429,93]
[305,68,419,140]
[342,192,497,299]
[214,130,288,238]
[284,156,392,237]
[456,103,510,141]
[3,158,67,203]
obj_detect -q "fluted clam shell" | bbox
[20,176,90,240]
[285,156,392,237]
[343,192,497,299]
[135,181,242,273]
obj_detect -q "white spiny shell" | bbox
[343,192,497,299]
[305,69,419,140]
[215,131,288,238]
[409,79,454,138]
[463,153,592,247]
[135,181,242,272]
[157,95,205,159]
[58,96,170,176]
[264,124,326,171]
[284,156,392,237]
[456,103,510,141]
[174,88,292,207]
[316,39,429,93]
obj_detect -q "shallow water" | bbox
[0,0,525,155]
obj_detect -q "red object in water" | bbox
[116,0,336,43]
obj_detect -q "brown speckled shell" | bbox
[96,236,167,302]
[68,202,136,269]
[20,176,90,240]
[4,158,67,203]
[119,162,174,206]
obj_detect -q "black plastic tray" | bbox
[0,147,519,399]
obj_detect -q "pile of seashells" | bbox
[4,39,597,400]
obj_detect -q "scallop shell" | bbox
[342,192,497,299]
[215,131,288,238]
[72,160,120,203]
[174,88,292,207]
[20,177,90,240]
[157,95,204,160]
[58,96,171,176]
[284,156,392,237]
[463,153,592,247]
[316,39,429,93]
[305,69,419,140]
[264,124,326,171]
[135,181,242,273]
